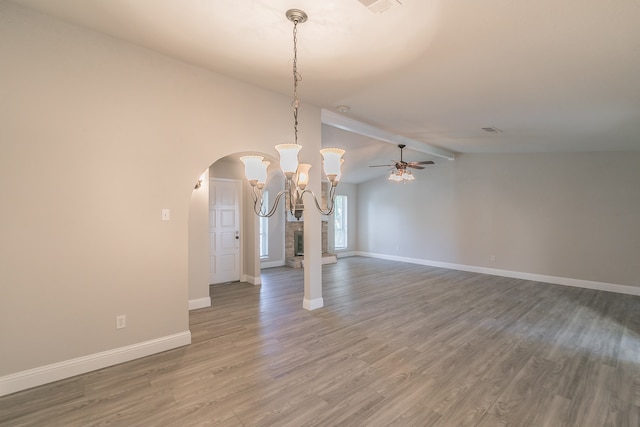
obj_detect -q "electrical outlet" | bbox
[490,255,496,262]
[116,315,126,329]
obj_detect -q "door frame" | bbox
[209,177,243,284]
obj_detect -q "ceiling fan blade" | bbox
[369,144,435,170]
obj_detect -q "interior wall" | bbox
[261,172,286,267]
[0,2,316,380]
[358,152,640,288]
[209,157,244,181]
[188,169,210,306]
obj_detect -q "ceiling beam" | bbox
[321,109,455,160]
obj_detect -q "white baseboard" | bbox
[303,297,324,310]
[188,297,211,311]
[260,260,285,269]
[356,251,640,296]
[0,331,191,397]
[243,274,261,285]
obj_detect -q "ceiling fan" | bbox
[370,144,434,173]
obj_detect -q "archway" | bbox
[187,152,285,310]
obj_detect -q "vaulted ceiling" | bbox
[11,0,640,183]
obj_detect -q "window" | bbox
[259,191,268,258]
[334,195,347,250]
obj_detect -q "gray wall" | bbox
[357,152,640,287]
[188,169,210,305]
[0,2,322,384]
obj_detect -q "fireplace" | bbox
[294,230,304,256]
[284,182,337,268]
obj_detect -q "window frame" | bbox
[334,194,348,250]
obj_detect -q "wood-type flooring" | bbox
[1,257,639,426]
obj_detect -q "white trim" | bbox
[356,252,640,296]
[0,331,191,397]
[209,178,243,284]
[303,297,324,310]
[260,260,285,269]
[244,274,261,285]
[188,297,211,311]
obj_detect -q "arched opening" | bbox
[187,152,285,310]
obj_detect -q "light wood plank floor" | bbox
[2,257,640,426]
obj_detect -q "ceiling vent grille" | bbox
[358,0,402,14]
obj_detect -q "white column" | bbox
[301,107,323,310]
[303,200,323,309]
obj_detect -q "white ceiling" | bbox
[11,0,640,183]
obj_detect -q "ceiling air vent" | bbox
[358,0,402,14]
[482,127,503,133]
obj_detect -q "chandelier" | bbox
[240,9,345,220]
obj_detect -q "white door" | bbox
[210,179,241,284]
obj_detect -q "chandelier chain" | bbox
[292,18,301,145]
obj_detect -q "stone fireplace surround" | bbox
[284,219,336,268]
[284,183,337,268]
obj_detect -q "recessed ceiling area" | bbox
[10,0,640,183]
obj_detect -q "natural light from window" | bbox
[334,195,347,250]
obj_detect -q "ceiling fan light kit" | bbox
[388,169,415,182]
[240,9,345,220]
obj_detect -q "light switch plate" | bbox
[162,209,170,221]
[116,315,126,329]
